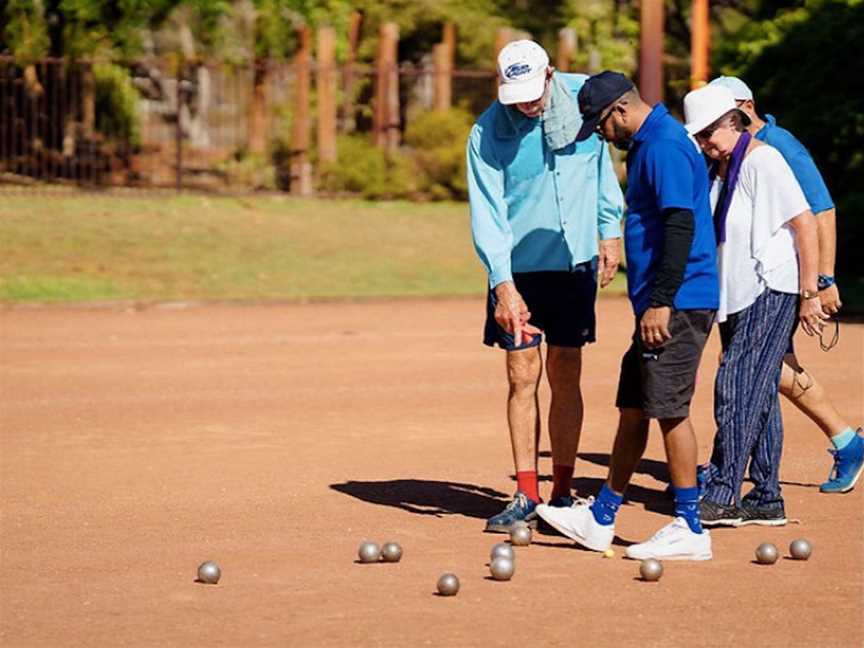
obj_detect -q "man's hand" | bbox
[598,238,621,288]
[640,306,672,349]
[494,281,540,347]
[819,283,842,315]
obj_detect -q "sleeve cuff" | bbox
[489,266,513,289]
[598,220,622,240]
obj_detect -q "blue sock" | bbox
[831,427,856,451]
[674,486,703,534]
[590,484,623,526]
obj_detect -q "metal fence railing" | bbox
[0,57,497,195]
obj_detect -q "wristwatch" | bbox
[800,289,819,300]
[818,274,836,290]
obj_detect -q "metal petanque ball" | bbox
[437,573,460,596]
[197,561,221,584]
[509,525,532,546]
[789,538,812,560]
[489,556,515,581]
[358,541,382,563]
[490,542,515,562]
[381,542,403,563]
[755,542,779,565]
[639,558,663,582]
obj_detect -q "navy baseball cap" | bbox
[575,71,635,141]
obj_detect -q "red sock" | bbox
[516,471,540,503]
[550,464,575,501]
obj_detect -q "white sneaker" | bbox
[625,517,712,561]
[535,498,614,552]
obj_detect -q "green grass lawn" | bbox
[0,194,627,304]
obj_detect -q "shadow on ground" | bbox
[330,479,510,520]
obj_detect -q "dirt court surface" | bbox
[1,297,862,648]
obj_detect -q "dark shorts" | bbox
[615,309,715,419]
[483,264,597,351]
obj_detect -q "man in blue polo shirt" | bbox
[710,76,863,494]
[467,41,624,533]
[536,72,719,560]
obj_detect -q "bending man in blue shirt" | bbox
[537,72,719,561]
[467,41,624,532]
[710,76,863,494]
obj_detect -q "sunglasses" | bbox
[595,106,616,134]
[694,121,724,142]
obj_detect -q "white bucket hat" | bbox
[683,83,751,135]
[497,40,550,105]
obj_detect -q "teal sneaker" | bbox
[484,491,538,533]
[820,429,864,493]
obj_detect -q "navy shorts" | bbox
[483,264,597,351]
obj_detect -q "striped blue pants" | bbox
[703,289,798,509]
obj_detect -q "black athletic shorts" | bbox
[615,309,715,419]
[483,263,597,351]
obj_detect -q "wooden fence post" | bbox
[341,11,362,133]
[248,58,268,155]
[434,22,454,110]
[317,25,337,164]
[690,0,710,89]
[639,0,664,104]
[492,27,514,95]
[374,22,400,151]
[291,25,312,196]
[557,28,577,72]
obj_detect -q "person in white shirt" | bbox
[682,84,827,527]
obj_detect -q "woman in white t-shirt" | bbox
[683,84,826,528]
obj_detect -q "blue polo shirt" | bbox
[755,115,834,214]
[623,104,719,316]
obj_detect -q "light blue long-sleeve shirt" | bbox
[467,72,624,289]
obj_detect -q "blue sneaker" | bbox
[820,429,864,493]
[485,491,538,533]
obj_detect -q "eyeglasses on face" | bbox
[694,120,724,142]
[595,106,616,134]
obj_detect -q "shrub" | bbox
[93,62,141,147]
[318,134,418,200]
[404,107,474,200]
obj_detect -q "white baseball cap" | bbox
[497,40,550,105]
[683,83,751,134]
[709,76,754,101]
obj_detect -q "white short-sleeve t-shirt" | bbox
[710,145,809,322]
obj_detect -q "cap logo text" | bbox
[504,63,532,79]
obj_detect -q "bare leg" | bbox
[608,408,650,494]
[659,416,698,489]
[546,346,584,469]
[506,346,543,472]
[779,355,848,439]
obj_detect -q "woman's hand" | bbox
[799,295,828,336]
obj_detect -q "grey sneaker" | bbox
[699,500,743,527]
[737,504,787,527]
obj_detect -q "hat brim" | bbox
[575,114,600,142]
[498,73,546,105]
[686,108,751,135]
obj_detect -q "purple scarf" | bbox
[708,130,751,245]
